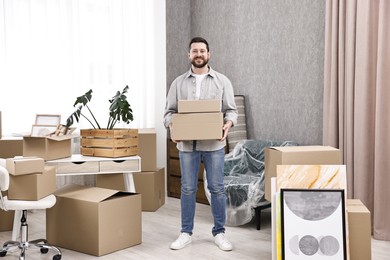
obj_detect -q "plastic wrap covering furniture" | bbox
[204,139,298,226]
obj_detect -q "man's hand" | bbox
[169,123,180,143]
[220,120,233,141]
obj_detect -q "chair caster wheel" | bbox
[0,251,7,257]
[53,254,62,260]
[40,248,49,254]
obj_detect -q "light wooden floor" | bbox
[1,197,389,260]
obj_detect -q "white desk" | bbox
[12,154,141,240]
[46,154,141,192]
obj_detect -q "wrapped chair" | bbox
[205,140,297,228]
[0,159,62,260]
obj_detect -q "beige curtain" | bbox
[323,0,390,241]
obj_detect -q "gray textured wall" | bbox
[166,0,326,145]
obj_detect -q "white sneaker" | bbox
[214,233,233,251]
[170,233,192,250]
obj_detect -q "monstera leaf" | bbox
[66,86,134,129]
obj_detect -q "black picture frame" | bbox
[280,188,347,260]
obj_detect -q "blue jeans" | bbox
[179,147,226,236]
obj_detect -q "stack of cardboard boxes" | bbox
[0,114,76,233]
[171,99,223,140]
[0,115,145,256]
[133,128,165,212]
[6,157,56,200]
[166,99,224,205]
[1,157,57,238]
[45,129,162,256]
[265,146,372,259]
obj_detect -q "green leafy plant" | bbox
[66,86,134,129]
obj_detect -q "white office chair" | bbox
[0,160,62,260]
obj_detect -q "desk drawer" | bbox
[51,161,100,174]
[100,160,139,172]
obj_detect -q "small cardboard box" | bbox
[0,137,23,158]
[138,128,157,171]
[8,166,56,200]
[172,112,223,140]
[347,199,372,260]
[6,157,45,176]
[264,146,342,201]
[23,134,76,160]
[0,191,15,232]
[46,184,142,256]
[133,168,165,212]
[178,99,221,113]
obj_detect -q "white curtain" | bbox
[0,0,165,135]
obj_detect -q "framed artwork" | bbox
[276,165,347,194]
[31,125,58,137]
[280,189,347,260]
[35,114,61,126]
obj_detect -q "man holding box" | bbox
[164,37,237,251]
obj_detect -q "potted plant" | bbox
[66,85,134,129]
[66,86,138,158]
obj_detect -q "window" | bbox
[0,0,166,135]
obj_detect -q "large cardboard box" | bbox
[6,157,45,176]
[8,166,56,200]
[178,99,221,113]
[23,135,76,160]
[172,112,223,141]
[133,168,165,212]
[138,128,157,171]
[0,191,14,232]
[264,146,342,201]
[347,199,372,260]
[46,184,142,256]
[0,137,23,158]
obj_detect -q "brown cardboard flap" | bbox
[23,134,77,141]
[55,184,135,203]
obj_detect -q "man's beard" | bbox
[191,57,209,68]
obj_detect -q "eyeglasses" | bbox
[190,49,207,55]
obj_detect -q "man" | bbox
[164,37,237,251]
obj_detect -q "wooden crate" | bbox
[80,129,138,158]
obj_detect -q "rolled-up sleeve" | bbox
[221,76,238,126]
